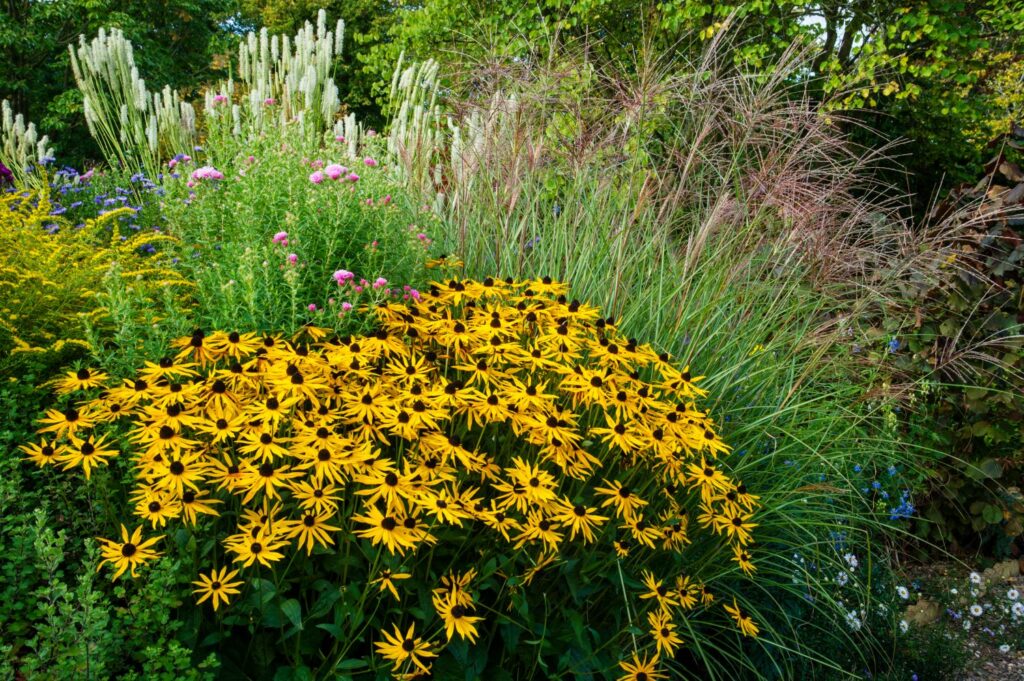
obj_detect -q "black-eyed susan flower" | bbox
[673,575,699,610]
[150,450,207,496]
[19,438,64,467]
[374,622,436,673]
[139,356,198,381]
[132,487,181,528]
[237,428,291,462]
[225,528,288,568]
[371,568,411,601]
[60,433,118,479]
[514,510,564,551]
[37,406,95,439]
[192,566,244,611]
[97,524,163,579]
[715,506,758,545]
[639,570,680,612]
[179,489,222,525]
[733,544,757,575]
[594,479,648,520]
[352,505,411,555]
[617,651,666,681]
[480,504,520,541]
[291,479,343,514]
[53,367,108,394]
[432,590,483,642]
[647,610,683,656]
[172,329,223,365]
[724,597,759,637]
[700,584,715,606]
[687,457,731,502]
[552,499,608,543]
[206,331,261,359]
[285,510,341,554]
[355,466,418,511]
[240,460,302,503]
[621,513,663,549]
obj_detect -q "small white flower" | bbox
[845,610,862,631]
[963,619,972,631]
[896,586,910,600]
[950,587,959,595]
[1008,589,1019,601]
[970,571,982,585]
[899,620,909,633]
[970,604,984,617]
[999,644,1011,654]
[836,571,849,587]
[844,553,859,569]
[1013,602,1024,617]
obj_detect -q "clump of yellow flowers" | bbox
[25,276,760,679]
[0,185,186,360]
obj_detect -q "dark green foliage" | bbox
[0,0,239,165]
[893,134,1024,551]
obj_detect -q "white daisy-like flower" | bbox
[836,571,849,587]
[999,644,1011,654]
[970,604,984,617]
[1012,602,1024,617]
[899,620,909,633]
[1008,588,1019,601]
[896,586,910,600]
[970,571,982,585]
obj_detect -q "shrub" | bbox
[0,183,187,377]
[893,134,1024,552]
[22,278,763,679]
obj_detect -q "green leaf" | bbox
[978,458,1004,479]
[281,598,303,630]
[982,504,1004,525]
[316,623,345,639]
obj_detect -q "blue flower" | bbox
[853,464,862,473]
[887,338,900,353]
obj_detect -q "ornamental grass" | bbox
[25,277,758,679]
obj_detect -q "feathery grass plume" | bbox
[210,10,347,152]
[69,28,195,179]
[385,32,958,676]
[0,100,55,187]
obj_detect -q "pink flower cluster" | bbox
[408,224,432,248]
[167,154,192,170]
[191,166,224,181]
[310,163,360,185]
[212,93,228,106]
[272,231,289,246]
[318,267,421,317]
